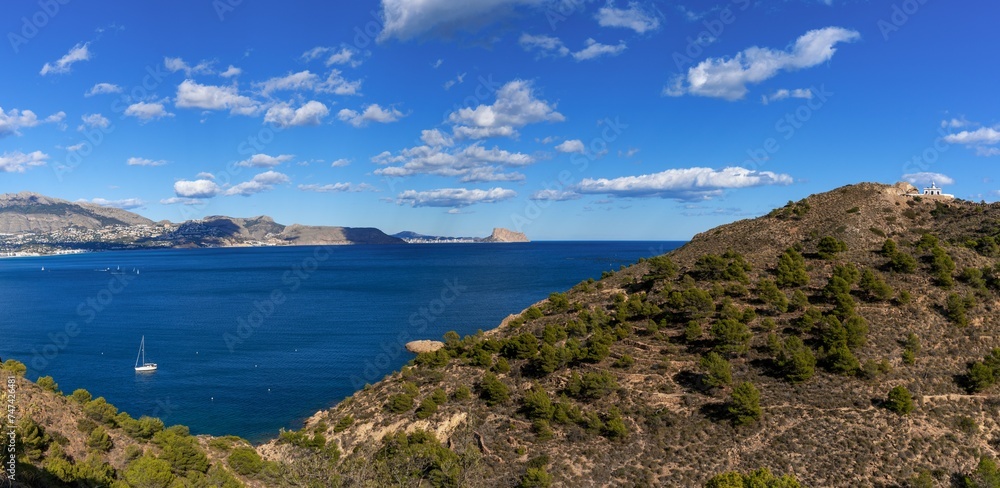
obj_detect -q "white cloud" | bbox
[79,113,110,130]
[421,129,454,147]
[196,172,215,179]
[379,0,539,42]
[519,33,569,58]
[941,117,970,129]
[298,183,377,193]
[337,104,405,127]
[127,157,168,167]
[448,80,564,139]
[224,171,290,196]
[761,88,814,104]
[301,46,330,62]
[164,57,214,76]
[302,46,364,67]
[82,198,145,210]
[220,65,242,78]
[176,80,260,115]
[124,102,174,122]
[943,127,1000,145]
[665,27,860,100]
[320,70,363,95]
[160,197,204,206]
[331,158,351,167]
[174,179,221,198]
[0,107,64,137]
[0,150,48,173]
[395,187,517,208]
[257,71,319,95]
[566,166,793,201]
[902,172,955,186]
[236,153,294,168]
[555,139,585,154]
[595,2,661,34]
[374,142,532,182]
[531,189,581,201]
[264,101,330,128]
[85,83,122,97]
[432,59,444,68]
[40,43,91,75]
[66,143,85,152]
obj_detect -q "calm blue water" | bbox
[0,242,682,442]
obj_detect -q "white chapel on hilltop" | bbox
[903,181,954,200]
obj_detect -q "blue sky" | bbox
[1,0,997,240]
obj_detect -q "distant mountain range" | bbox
[391,227,529,243]
[0,192,527,255]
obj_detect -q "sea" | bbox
[0,241,683,443]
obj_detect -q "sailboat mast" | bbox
[136,336,143,368]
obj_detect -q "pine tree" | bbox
[775,248,809,288]
[728,382,762,425]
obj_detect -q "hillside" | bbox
[4,182,1000,487]
[0,192,154,233]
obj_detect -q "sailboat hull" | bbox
[135,363,157,372]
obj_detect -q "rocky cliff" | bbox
[0,192,154,233]
[480,227,529,243]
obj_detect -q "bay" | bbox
[0,241,682,442]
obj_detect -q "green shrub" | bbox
[775,248,809,288]
[705,468,801,488]
[930,246,956,287]
[502,333,539,360]
[817,236,847,259]
[453,385,471,401]
[0,359,26,377]
[776,337,816,383]
[387,393,414,413]
[728,382,762,426]
[602,407,628,440]
[70,388,92,404]
[565,371,618,400]
[711,318,752,356]
[83,397,119,425]
[228,446,265,476]
[86,426,112,452]
[333,415,354,433]
[478,372,510,406]
[613,354,635,369]
[885,386,915,415]
[520,467,553,488]
[946,293,975,326]
[36,375,59,393]
[124,455,175,488]
[521,385,554,420]
[700,352,732,389]
[756,278,789,313]
[859,268,893,301]
[415,397,438,419]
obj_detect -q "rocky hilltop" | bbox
[481,227,529,243]
[4,182,1000,488]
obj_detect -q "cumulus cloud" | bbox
[236,153,294,168]
[595,2,661,33]
[81,198,145,210]
[160,197,204,206]
[175,80,260,115]
[421,129,454,147]
[902,172,955,186]
[164,57,214,76]
[254,70,361,96]
[555,139,585,154]
[337,104,405,127]
[40,43,91,75]
[265,101,330,128]
[124,102,174,122]
[374,143,533,182]
[761,88,814,104]
[573,166,793,200]
[665,27,860,100]
[571,39,626,61]
[127,157,167,167]
[448,80,563,139]
[85,83,122,97]
[174,179,221,198]
[224,171,290,196]
[943,127,1000,145]
[379,0,539,42]
[298,182,378,193]
[942,125,1000,157]
[220,65,242,78]
[79,113,110,130]
[0,150,48,173]
[330,158,351,167]
[0,107,65,137]
[301,46,364,67]
[395,187,517,208]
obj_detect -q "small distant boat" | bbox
[134,336,157,372]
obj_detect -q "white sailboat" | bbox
[134,336,157,372]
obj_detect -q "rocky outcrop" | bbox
[480,227,529,243]
[405,340,445,354]
[279,225,404,245]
